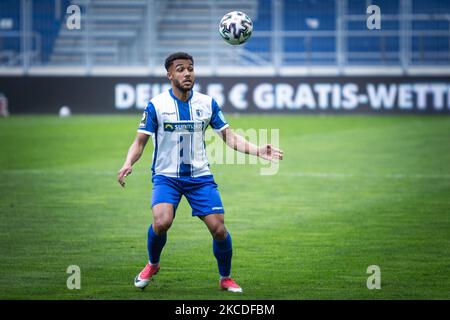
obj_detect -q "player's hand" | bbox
[257,144,283,162]
[117,165,132,188]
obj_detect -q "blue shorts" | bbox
[151,174,225,217]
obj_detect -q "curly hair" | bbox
[164,52,194,71]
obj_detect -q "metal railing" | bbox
[0,31,41,67]
[0,0,449,74]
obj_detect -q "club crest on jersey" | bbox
[164,121,204,132]
[196,109,203,117]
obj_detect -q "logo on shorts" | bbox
[212,207,223,210]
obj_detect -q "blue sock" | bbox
[147,224,167,265]
[213,232,232,278]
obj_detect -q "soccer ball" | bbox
[219,11,253,45]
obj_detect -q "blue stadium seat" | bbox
[0,0,20,55]
[0,0,69,65]
[32,0,70,63]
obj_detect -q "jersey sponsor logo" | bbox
[163,121,204,132]
[139,111,148,128]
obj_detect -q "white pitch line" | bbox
[2,169,450,180]
[0,169,123,176]
[283,172,450,180]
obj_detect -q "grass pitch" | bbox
[0,114,449,300]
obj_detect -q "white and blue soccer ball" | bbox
[219,11,253,45]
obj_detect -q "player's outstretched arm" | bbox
[218,127,283,162]
[117,133,150,187]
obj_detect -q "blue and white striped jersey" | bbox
[137,89,229,178]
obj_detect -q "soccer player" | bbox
[117,52,283,293]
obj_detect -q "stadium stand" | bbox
[0,0,22,66]
[154,0,259,66]
[0,0,449,71]
[51,0,148,65]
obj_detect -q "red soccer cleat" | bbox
[219,277,243,293]
[134,263,160,289]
